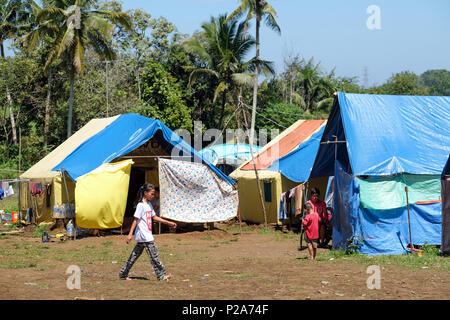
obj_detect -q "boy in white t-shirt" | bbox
[119,183,177,281]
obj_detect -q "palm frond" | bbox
[213,81,228,103]
[225,4,245,24]
[56,21,75,58]
[93,10,132,30]
[264,13,281,34]
[36,7,65,22]
[231,73,254,86]
[188,68,219,86]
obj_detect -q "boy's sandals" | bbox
[163,274,172,281]
[119,277,133,281]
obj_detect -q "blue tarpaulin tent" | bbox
[52,113,235,185]
[311,92,450,255]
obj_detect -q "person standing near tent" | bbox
[306,188,329,248]
[302,202,321,260]
[152,187,161,217]
[119,183,176,281]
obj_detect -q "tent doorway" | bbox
[124,166,146,218]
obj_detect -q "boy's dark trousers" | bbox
[119,241,166,280]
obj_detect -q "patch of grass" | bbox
[7,221,20,231]
[32,224,50,238]
[201,236,213,241]
[220,225,253,233]
[0,259,39,269]
[256,227,299,241]
[421,243,440,256]
[175,238,182,241]
[316,248,450,271]
[102,241,113,247]
[230,273,257,279]
[1,191,18,212]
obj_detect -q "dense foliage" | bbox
[0,0,449,179]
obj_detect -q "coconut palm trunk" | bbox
[0,41,18,145]
[67,65,75,138]
[44,68,52,150]
[249,14,260,147]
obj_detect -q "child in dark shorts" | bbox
[302,202,322,260]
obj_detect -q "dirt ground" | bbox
[0,221,449,301]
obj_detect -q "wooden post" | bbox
[238,201,242,235]
[18,128,21,177]
[405,186,413,253]
[240,96,268,229]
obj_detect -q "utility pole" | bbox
[363,66,369,89]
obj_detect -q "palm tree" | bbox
[183,14,274,130]
[22,0,131,138]
[226,0,281,145]
[294,57,335,112]
[0,0,35,145]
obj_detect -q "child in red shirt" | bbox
[306,188,328,247]
[302,202,321,260]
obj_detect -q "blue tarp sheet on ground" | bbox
[267,126,325,183]
[332,161,442,256]
[312,92,450,178]
[52,113,235,185]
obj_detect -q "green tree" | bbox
[372,71,429,95]
[227,0,280,144]
[183,14,274,130]
[22,0,131,138]
[420,69,450,96]
[138,62,192,132]
[0,0,35,145]
[285,57,335,112]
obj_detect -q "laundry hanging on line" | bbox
[0,181,14,199]
[278,192,288,220]
[30,182,43,196]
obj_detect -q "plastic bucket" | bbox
[12,212,19,224]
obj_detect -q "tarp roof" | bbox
[52,113,235,185]
[237,119,326,171]
[268,125,326,183]
[20,115,119,179]
[311,92,450,177]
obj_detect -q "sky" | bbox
[6,0,450,87]
[119,0,450,86]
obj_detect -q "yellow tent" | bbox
[19,116,119,223]
[230,119,328,225]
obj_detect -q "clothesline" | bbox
[0,178,30,182]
